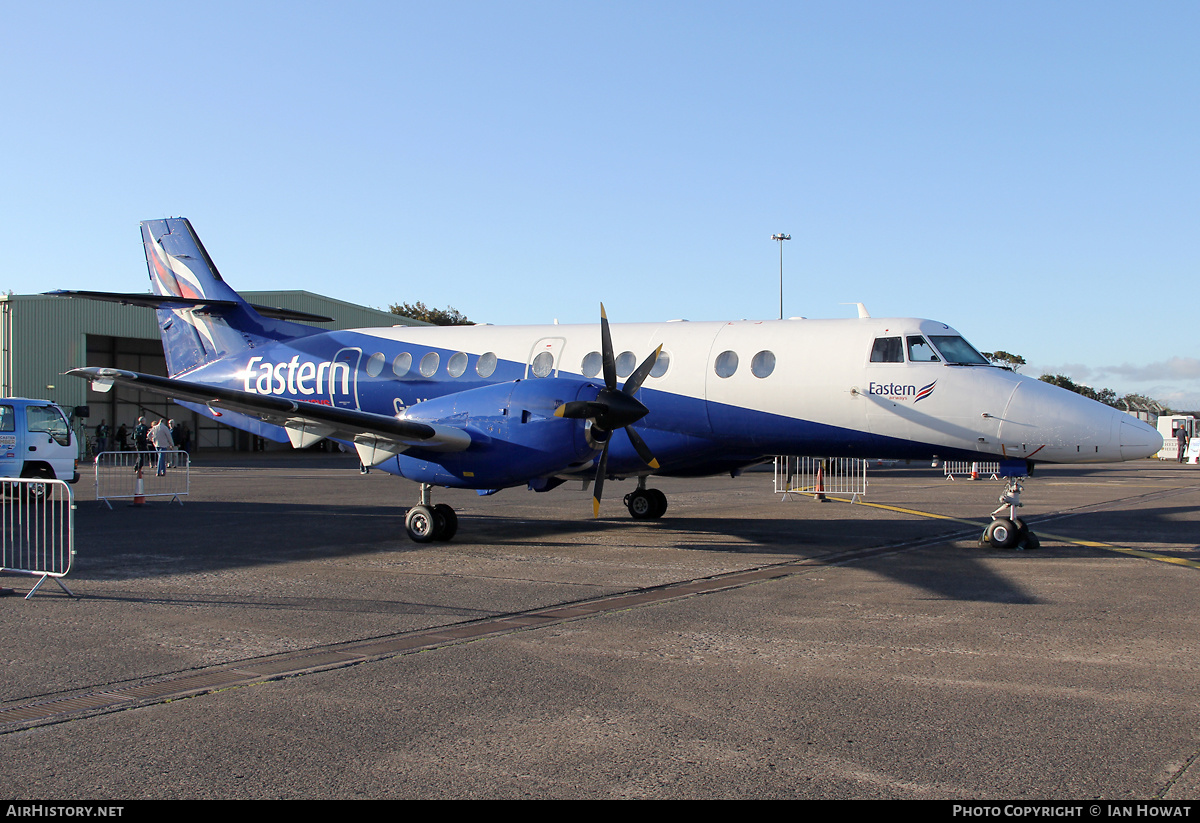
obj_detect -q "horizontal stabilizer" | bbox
[46,290,334,323]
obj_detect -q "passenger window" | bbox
[870,337,903,363]
[650,351,670,378]
[615,351,636,378]
[531,350,554,378]
[581,351,602,378]
[907,336,940,362]
[365,352,385,377]
[476,352,497,378]
[714,350,738,378]
[419,352,440,377]
[392,353,412,377]
[447,352,468,378]
[751,351,776,378]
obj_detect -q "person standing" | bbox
[94,419,109,456]
[151,419,173,476]
[1177,426,1190,463]
[133,417,150,472]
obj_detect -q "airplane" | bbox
[56,218,1164,548]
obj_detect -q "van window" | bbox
[27,405,70,447]
[0,406,13,432]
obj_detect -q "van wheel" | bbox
[19,466,52,501]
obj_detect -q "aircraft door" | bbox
[329,347,362,410]
[526,338,565,379]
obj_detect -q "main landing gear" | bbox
[405,483,458,543]
[981,476,1040,550]
[623,477,667,520]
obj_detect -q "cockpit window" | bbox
[907,336,940,362]
[927,335,990,365]
[870,337,903,363]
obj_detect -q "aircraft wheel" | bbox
[647,488,667,518]
[433,504,458,542]
[983,517,1020,549]
[1022,531,1041,550]
[405,505,438,543]
[625,490,656,520]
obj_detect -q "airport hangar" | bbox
[0,291,424,453]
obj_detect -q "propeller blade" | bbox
[592,441,609,518]
[600,303,616,391]
[554,400,606,419]
[624,425,660,469]
[623,344,662,396]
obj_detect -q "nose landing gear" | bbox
[981,476,1040,550]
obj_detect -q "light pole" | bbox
[772,233,791,319]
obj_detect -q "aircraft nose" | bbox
[998,379,1151,462]
[1117,413,1163,460]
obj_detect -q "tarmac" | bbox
[1,453,1198,799]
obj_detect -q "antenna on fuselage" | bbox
[840,302,871,318]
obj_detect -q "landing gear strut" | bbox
[624,477,667,520]
[981,476,1039,550]
[405,483,458,543]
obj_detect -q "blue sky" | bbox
[3,1,1197,407]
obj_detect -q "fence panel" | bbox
[94,450,189,508]
[0,478,75,599]
[774,456,867,502]
[943,460,1000,480]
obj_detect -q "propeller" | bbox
[555,304,661,516]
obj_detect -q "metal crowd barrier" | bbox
[774,456,868,503]
[943,460,1000,480]
[0,478,75,599]
[94,450,190,508]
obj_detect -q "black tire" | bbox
[626,489,655,520]
[984,518,1020,549]
[19,466,53,502]
[433,504,458,542]
[405,505,438,543]
[647,488,667,518]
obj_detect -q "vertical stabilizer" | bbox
[142,218,315,375]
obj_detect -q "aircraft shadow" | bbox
[52,498,1126,605]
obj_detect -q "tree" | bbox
[389,302,472,326]
[1038,374,1115,406]
[981,350,1026,372]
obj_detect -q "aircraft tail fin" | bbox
[141,218,321,375]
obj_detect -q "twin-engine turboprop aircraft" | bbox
[58,218,1163,546]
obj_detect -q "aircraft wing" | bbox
[67,367,471,465]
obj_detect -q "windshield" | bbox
[26,405,71,447]
[928,335,990,365]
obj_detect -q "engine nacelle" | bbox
[393,378,603,488]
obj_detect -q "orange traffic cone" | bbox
[970,462,979,480]
[133,467,145,506]
[814,462,829,502]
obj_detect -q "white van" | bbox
[0,398,80,484]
